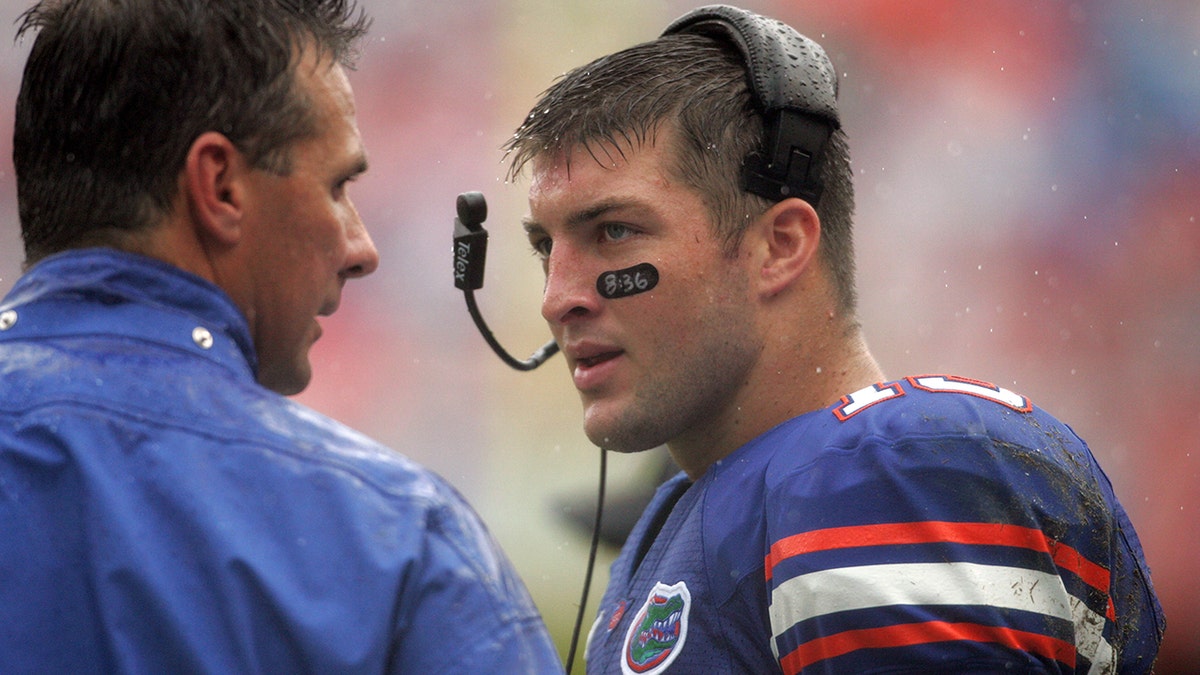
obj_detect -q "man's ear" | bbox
[183,131,248,246]
[750,197,821,298]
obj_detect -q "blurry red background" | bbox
[1,0,1194,670]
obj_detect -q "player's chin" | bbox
[583,407,661,454]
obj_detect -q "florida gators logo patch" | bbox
[621,581,691,675]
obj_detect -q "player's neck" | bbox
[667,323,883,481]
[749,307,883,418]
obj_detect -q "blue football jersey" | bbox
[585,376,1163,674]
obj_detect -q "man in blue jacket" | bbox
[0,0,562,672]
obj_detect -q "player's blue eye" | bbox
[602,223,635,242]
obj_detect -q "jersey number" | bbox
[834,375,1031,421]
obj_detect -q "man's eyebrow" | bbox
[569,200,633,227]
[522,199,638,236]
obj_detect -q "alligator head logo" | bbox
[621,581,691,674]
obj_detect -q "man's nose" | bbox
[541,244,600,324]
[342,206,379,279]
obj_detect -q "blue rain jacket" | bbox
[0,249,563,674]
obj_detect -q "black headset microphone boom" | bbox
[452,190,559,371]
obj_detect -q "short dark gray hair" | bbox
[13,0,371,264]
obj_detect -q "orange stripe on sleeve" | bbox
[765,521,1110,595]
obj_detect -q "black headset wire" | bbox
[453,190,605,671]
[462,280,602,669]
[565,446,606,674]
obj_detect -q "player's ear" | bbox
[751,197,820,298]
[183,131,249,246]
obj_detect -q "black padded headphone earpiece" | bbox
[662,4,840,206]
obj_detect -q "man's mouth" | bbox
[579,351,622,368]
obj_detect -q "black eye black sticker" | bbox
[597,263,659,299]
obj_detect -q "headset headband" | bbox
[663,4,840,205]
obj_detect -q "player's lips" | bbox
[578,351,620,368]
[565,341,624,390]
